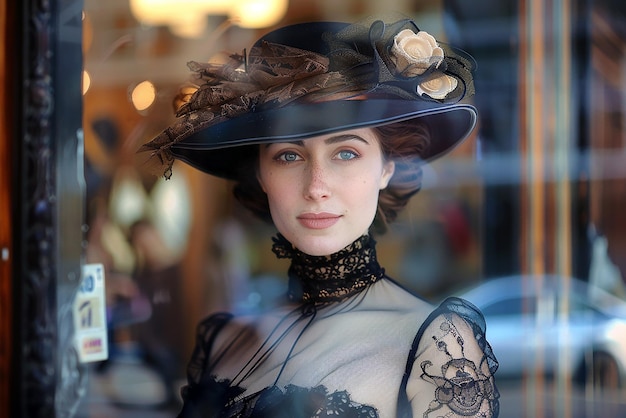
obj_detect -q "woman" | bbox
[139,14,499,418]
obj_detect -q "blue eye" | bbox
[337,150,358,160]
[278,152,300,162]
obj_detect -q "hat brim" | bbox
[171,99,477,180]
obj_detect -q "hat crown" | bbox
[138,15,478,180]
[253,22,348,55]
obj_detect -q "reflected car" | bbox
[458,275,626,388]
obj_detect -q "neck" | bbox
[271,234,385,304]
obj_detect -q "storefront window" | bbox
[50,0,626,415]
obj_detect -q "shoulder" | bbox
[195,311,235,339]
[399,297,500,417]
[418,297,490,346]
[412,297,497,375]
[192,309,272,356]
[370,277,434,315]
[185,312,234,383]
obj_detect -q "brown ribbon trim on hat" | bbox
[137,42,353,179]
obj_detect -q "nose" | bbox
[303,161,330,201]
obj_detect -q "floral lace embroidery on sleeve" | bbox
[401,297,500,418]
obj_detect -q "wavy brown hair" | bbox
[232,120,430,234]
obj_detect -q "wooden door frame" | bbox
[1,1,86,417]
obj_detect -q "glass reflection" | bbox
[78,0,626,417]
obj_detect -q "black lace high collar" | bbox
[271,234,385,304]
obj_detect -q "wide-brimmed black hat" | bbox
[139,15,477,180]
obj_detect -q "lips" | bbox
[297,212,341,229]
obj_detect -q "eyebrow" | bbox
[264,134,371,148]
[325,134,371,145]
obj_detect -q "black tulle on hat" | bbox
[138,15,477,180]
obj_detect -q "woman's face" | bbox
[257,128,395,256]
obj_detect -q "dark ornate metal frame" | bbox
[8,0,86,417]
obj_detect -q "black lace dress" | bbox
[178,235,500,418]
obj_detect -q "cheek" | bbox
[257,173,267,193]
[257,158,269,192]
[260,171,291,210]
[353,175,383,203]
[257,161,280,197]
[257,171,268,194]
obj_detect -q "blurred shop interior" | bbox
[77,0,626,416]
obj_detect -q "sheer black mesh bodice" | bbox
[178,235,499,418]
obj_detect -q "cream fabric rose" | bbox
[417,75,458,100]
[390,29,444,77]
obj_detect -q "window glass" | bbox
[482,297,537,317]
[78,0,626,416]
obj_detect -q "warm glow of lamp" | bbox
[129,0,288,35]
[131,80,156,111]
[82,70,91,95]
[129,0,229,26]
[130,0,230,26]
[230,0,288,28]
[168,13,209,38]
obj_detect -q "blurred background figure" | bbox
[126,218,186,409]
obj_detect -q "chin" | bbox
[291,234,356,257]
